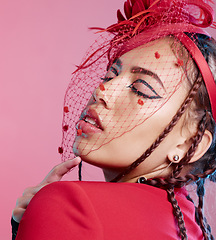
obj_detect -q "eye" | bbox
[128,79,162,99]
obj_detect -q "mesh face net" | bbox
[61,35,187,162]
[59,0,215,171]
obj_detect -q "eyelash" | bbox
[110,66,118,76]
[100,77,113,82]
[128,79,162,99]
[100,66,119,82]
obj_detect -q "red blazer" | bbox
[16,181,203,240]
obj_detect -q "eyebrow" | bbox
[131,66,165,91]
[111,58,122,76]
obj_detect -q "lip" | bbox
[76,108,104,135]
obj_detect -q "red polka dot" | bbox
[138,99,144,105]
[77,129,82,136]
[176,58,184,67]
[99,83,105,91]
[58,147,63,154]
[155,51,160,59]
[63,125,68,131]
[64,106,69,113]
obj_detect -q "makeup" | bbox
[76,108,104,135]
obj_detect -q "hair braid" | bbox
[186,190,215,240]
[167,187,188,239]
[196,180,209,239]
[143,114,206,189]
[196,179,214,240]
[145,166,216,189]
[145,110,212,185]
[144,113,207,189]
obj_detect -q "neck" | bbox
[103,162,173,183]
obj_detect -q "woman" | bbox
[12,0,216,239]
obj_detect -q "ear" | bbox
[167,130,213,164]
[189,129,212,163]
[167,136,190,164]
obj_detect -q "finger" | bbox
[16,195,34,209]
[12,195,34,223]
[22,186,42,196]
[12,207,28,223]
[40,157,81,185]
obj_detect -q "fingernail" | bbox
[75,156,81,162]
[69,157,81,162]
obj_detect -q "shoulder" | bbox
[31,181,175,223]
[32,181,193,211]
[16,181,104,240]
[36,180,183,206]
[26,181,105,225]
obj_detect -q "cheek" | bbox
[79,119,165,168]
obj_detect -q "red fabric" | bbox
[16,181,203,240]
[175,33,216,121]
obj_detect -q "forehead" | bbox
[120,37,177,65]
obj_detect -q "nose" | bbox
[92,83,112,109]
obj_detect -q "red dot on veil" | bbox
[155,51,160,59]
[138,99,144,105]
[64,106,69,113]
[77,129,82,136]
[99,83,105,91]
[63,125,69,131]
[175,58,184,67]
[58,147,63,154]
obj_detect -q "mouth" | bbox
[76,108,104,134]
[83,116,101,129]
[82,108,104,130]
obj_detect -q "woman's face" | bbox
[73,37,190,179]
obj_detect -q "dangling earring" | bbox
[173,155,179,162]
[137,176,147,183]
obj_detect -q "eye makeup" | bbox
[128,79,162,99]
[100,77,113,82]
[101,59,122,82]
[131,67,165,91]
[127,66,164,99]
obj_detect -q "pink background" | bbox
[0,1,216,239]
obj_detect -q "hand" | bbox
[12,157,81,223]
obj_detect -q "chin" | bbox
[72,134,93,153]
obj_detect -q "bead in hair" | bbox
[137,176,147,183]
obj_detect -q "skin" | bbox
[13,37,213,223]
